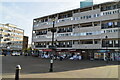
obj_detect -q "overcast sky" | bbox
[0,0,114,44]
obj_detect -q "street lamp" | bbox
[105,36,108,64]
[49,17,56,72]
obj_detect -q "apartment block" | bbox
[32,1,120,60]
[0,23,24,52]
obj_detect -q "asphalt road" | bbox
[2,55,119,75]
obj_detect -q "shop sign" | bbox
[56,49,61,51]
[69,49,76,52]
[97,50,110,53]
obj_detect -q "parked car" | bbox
[24,52,28,56]
[11,52,20,56]
[69,55,82,60]
[32,52,39,57]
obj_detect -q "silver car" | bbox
[11,52,20,56]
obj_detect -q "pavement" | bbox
[3,65,119,78]
[2,56,120,79]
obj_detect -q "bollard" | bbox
[15,65,21,80]
[49,59,53,72]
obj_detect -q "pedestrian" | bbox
[79,55,82,60]
[3,52,6,56]
[60,56,63,61]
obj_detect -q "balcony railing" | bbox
[33,17,73,27]
[72,44,101,49]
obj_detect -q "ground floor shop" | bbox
[33,49,120,61]
[93,50,120,61]
[1,49,22,55]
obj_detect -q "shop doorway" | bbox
[81,50,89,60]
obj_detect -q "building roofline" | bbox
[34,1,119,20]
[1,23,24,31]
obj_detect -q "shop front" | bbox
[111,50,120,61]
[56,49,81,59]
[94,50,112,61]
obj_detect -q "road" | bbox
[2,55,119,79]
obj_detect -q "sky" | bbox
[0,0,115,44]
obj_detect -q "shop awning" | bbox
[56,49,80,52]
[42,49,52,52]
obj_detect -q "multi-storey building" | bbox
[22,36,28,50]
[32,1,120,60]
[0,23,24,52]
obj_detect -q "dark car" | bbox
[32,52,39,57]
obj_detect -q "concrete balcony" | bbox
[73,26,101,32]
[72,44,101,49]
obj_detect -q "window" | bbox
[83,16,86,19]
[109,40,112,44]
[118,22,120,27]
[97,14,100,17]
[114,29,118,32]
[81,17,83,19]
[86,33,92,35]
[45,19,48,22]
[94,14,96,17]
[89,15,91,18]
[114,22,118,26]
[94,23,100,26]
[109,12,112,14]
[95,40,99,44]
[113,5,117,9]
[115,40,118,44]
[73,41,79,44]
[86,16,89,19]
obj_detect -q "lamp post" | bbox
[49,18,56,72]
[105,36,108,64]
